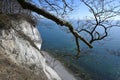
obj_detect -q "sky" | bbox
[32,0,120,20]
[32,0,91,20]
[68,2,91,20]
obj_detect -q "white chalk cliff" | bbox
[0,15,61,80]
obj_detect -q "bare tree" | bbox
[16,0,93,57]
[16,0,120,57]
[76,0,120,44]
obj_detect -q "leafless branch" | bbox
[38,0,73,16]
[77,0,120,44]
[17,0,93,56]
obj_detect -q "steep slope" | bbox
[0,14,61,80]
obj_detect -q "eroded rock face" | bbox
[0,17,61,80]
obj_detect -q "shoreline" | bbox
[41,51,83,80]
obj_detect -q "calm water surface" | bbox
[38,20,120,80]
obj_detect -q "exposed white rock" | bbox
[0,19,61,80]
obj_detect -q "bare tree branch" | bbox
[77,0,120,44]
[16,0,93,56]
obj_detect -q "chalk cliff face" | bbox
[0,15,61,80]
